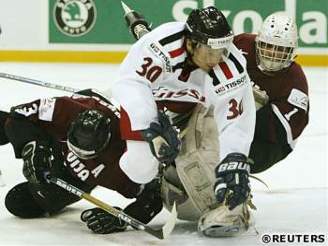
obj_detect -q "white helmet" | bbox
[255,12,298,72]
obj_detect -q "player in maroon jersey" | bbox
[233,12,309,173]
[0,91,172,234]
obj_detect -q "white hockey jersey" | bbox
[112,22,256,161]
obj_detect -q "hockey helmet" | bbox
[67,109,111,159]
[185,6,233,49]
[256,12,298,72]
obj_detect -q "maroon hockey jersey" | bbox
[234,33,309,148]
[11,96,140,198]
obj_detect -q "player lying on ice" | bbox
[0,91,180,234]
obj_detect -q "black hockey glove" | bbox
[81,207,127,234]
[124,177,163,224]
[21,140,53,184]
[214,153,252,210]
[141,111,181,164]
[0,111,9,145]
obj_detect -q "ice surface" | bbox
[0,63,327,246]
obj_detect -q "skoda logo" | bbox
[54,0,96,37]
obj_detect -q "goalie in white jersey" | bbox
[111,6,256,237]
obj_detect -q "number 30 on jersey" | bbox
[136,57,163,83]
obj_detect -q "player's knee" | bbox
[120,141,159,184]
[5,182,46,218]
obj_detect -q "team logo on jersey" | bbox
[53,0,97,37]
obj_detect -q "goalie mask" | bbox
[185,6,233,65]
[67,109,111,160]
[256,12,298,72]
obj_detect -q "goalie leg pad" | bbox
[198,202,252,237]
[161,165,201,221]
[162,105,220,220]
[5,182,46,218]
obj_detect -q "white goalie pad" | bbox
[161,105,219,221]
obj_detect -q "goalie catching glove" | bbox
[214,153,252,210]
[141,111,181,163]
[22,140,54,184]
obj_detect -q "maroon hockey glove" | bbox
[214,153,252,210]
[81,207,127,234]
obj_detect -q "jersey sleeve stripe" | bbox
[271,104,297,149]
[119,107,143,141]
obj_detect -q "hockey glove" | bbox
[214,153,252,210]
[141,111,181,164]
[21,140,53,184]
[81,207,127,234]
[124,177,163,224]
[252,82,269,110]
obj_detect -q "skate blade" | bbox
[202,225,244,237]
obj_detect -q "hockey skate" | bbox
[198,197,256,237]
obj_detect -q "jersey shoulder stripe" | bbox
[159,30,186,46]
[219,62,233,79]
[168,46,185,58]
[228,53,244,74]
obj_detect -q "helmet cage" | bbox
[255,12,298,72]
[256,39,295,72]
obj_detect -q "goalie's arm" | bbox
[213,81,256,161]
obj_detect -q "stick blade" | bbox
[144,202,177,239]
[161,202,177,239]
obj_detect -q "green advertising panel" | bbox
[49,0,328,48]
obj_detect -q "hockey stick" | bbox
[0,72,79,93]
[47,175,177,240]
[121,1,150,40]
[0,72,121,118]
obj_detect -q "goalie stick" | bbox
[47,175,177,240]
[121,1,150,40]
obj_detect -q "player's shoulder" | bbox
[233,33,257,62]
[284,63,309,110]
[233,33,256,45]
[131,22,186,70]
[284,62,308,92]
[227,42,247,68]
[144,22,186,43]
